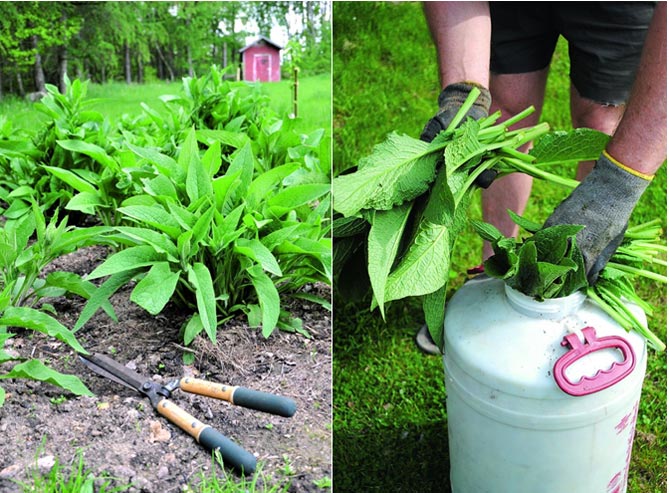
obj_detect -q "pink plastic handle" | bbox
[553,327,635,396]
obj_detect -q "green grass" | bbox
[13,449,131,493]
[185,459,292,493]
[2,75,332,139]
[332,3,666,492]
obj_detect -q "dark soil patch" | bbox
[0,247,332,492]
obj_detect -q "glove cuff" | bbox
[437,82,492,119]
[602,150,655,182]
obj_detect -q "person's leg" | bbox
[570,85,625,180]
[560,2,656,180]
[481,69,549,259]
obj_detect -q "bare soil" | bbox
[0,246,332,492]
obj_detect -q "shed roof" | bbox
[239,36,283,53]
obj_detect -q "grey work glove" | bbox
[420,82,492,142]
[543,151,653,284]
[421,82,497,188]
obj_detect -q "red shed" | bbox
[239,36,282,82]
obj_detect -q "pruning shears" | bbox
[79,353,297,474]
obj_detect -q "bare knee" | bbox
[570,84,625,134]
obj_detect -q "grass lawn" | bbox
[2,74,332,141]
[332,2,666,492]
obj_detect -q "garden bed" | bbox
[0,246,331,492]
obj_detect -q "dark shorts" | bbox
[489,2,656,104]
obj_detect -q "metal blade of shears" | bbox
[79,353,148,394]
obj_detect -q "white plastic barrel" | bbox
[442,276,647,493]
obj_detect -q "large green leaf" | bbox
[529,128,609,166]
[333,132,439,216]
[423,285,447,352]
[384,222,450,302]
[367,203,412,317]
[268,183,330,209]
[66,192,104,214]
[187,263,217,343]
[43,166,97,194]
[0,307,87,354]
[0,359,93,397]
[131,262,180,315]
[117,205,182,238]
[88,245,164,279]
[74,270,139,331]
[247,163,301,208]
[247,264,280,338]
[57,140,118,171]
[234,238,282,276]
[183,129,213,203]
[127,144,185,183]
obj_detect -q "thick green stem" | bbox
[445,87,481,132]
[605,262,668,282]
[500,157,580,188]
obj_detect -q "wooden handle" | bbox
[156,398,207,439]
[179,377,236,402]
[179,378,296,417]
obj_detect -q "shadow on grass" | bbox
[333,423,451,492]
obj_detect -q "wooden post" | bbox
[292,67,299,118]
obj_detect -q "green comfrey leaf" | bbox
[183,129,213,203]
[202,140,223,177]
[471,220,504,244]
[0,307,87,354]
[131,262,180,315]
[423,285,447,352]
[247,264,280,338]
[110,227,179,261]
[384,221,451,303]
[509,240,540,296]
[247,163,301,209]
[529,128,609,166]
[141,174,178,200]
[87,245,165,280]
[74,270,139,331]
[183,314,204,346]
[118,205,182,238]
[333,132,440,217]
[442,119,483,174]
[212,204,245,252]
[234,238,283,277]
[507,210,542,234]
[227,142,256,200]
[187,263,218,343]
[43,166,97,194]
[127,144,185,183]
[367,203,412,318]
[0,359,93,398]
[532,224,583,266]
[66,192,104,214]
[56,140,119,172]
[332,219,367,243]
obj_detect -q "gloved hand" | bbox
[543,151,654,284]
[420,82,492,142]
[421,82,496,188]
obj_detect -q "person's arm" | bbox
[423,1,491,89]
[421,2,492,142]
[544,2,667,283]
[606,1,666,176]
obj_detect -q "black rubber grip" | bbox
[233,387,297,417]
[198,426,257,474]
